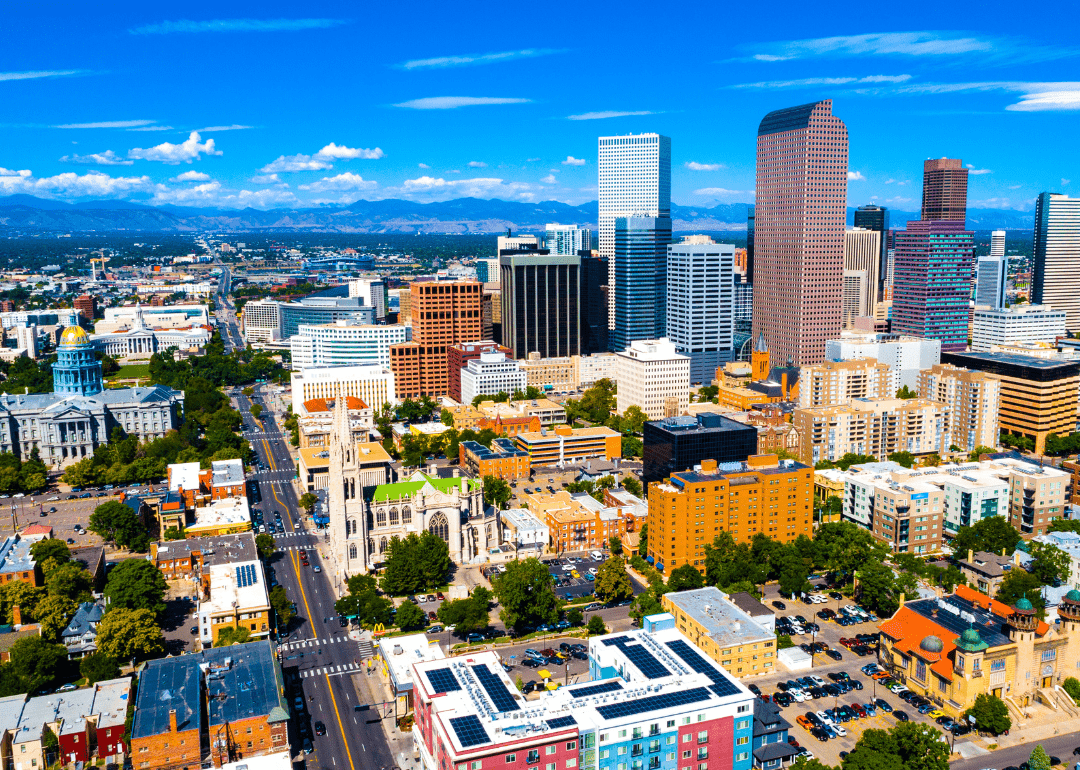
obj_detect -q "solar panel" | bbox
[666,640,742,697]
[601,635,629,646]
[449,715,490,748]
[425,667,461,694]
[596,687,712,720]
[471,664,520,712]
[622,644,670,679]
[546,715,577,729]
[569,680,623,698]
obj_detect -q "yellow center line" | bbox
[325,674,358,770]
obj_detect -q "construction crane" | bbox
[90,256,110,281]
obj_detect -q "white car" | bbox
[588,568,599,576]
[562,565,574,572]
[815,710,835,726]
[590,551,604,560]
[889,684,909,694]
[46,496,60,501]
[832,725,847,737]
[807,675,826,687]
[789,690,806,702]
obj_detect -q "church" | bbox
[0,326,184,468]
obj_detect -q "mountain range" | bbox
[0,194,1036,233]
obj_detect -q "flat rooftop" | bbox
[0,535,35,575]
[204,559,270,615]
[645,412,756,435]
[663,588,775,648]
[377,633,445,693]
[212,459,245,488]
[156,532,259,566]
[204,641,288,727]
[190,495,251,530]
[131,654,203,739]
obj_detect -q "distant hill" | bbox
[0,194,1036,233]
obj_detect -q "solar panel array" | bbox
[425,667,461,694]
[546,715,577,729]
[601,635,629,646]
[596,687,712,720]
[471,664,521,712]
[621,644,671,680]
[666,640,740,697]
[235,563,258,587]
[449,714,490,748]
[568,680,623,698]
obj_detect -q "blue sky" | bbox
[1,0,1077,211]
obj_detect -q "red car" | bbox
[301,558,310,566]
[299,549,307,557]
[839,638,855,648]
[851,703,867,718]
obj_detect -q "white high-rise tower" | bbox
[598,133,671,329]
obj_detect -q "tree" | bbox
[587,615,607,635]
[255,533,276,559]
[888,452,915,469]
[638,521,648,556]
[623,476,643,498]
[96,608,165,661]
[395,600,429,632]
[30,539,71,575]
[1028,745,1052,770]
[855,560,908,617]
[79,653,120,685]
[842,728,904,770]
[950,516,1021,558]
[46,563,93,602]
[104,559,168,619]
[493,558,560,631]
[622,436,643,458]
[440,408,454,426]
[996,570,1047,616]
[163,527,185,540]
[380,531,453,595]
[608,536,622,556]
[9,635,66,692]
[250,404,263,419]
[298,493,318,514]
[896,385,918,399]
[963,693,1011,735]
[667,564,705,592]
[776,548,813,598]
[594,557,635,604]
[270,585,295,626]
[923,453,942,467]
[437,594,490,636]
[35,595,77,641]
[0,580,45,625]
[968,445,997,461]
[566,607,584,626]
[482,476,513,510]
[88,500,150,552]
[621,406,647,434]
[215,625,253,646]
[1029,540,1071,586]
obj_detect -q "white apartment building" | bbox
[825,331,941,394]
[544,223,592,255]
[971,304,1067,352]
[598,133,671,327]
[14,324,37,359]
[797,358,891,408]
[576,352,619,388]
[459,351,528,405]
[843,227,882,326]
[242,299,281,342]
[289,321,409,370]
[918,364,1000,452]
[347,277,388,321]
[291,364,395,413]
[666,237,736,384]
[614,337,690,419]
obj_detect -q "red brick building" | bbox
[447,340,510,402]
[74,294,97,321]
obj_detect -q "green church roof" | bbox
[954,626,989,652]
[370,473,481,502]
[1015,595,1034,611]
[1066,589,1080,603]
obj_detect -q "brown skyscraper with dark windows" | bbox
[390,280,483,398]
[921,158,968,222]
[74,294,96,321]
[752,99,848,367]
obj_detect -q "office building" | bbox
[499,251,581,359]
[614,337,690,420]
[734,274,753,323]
[497,232,540,254]
[971,304,1067,352]
[347,276,388,321]
[746,204,755,284]
[648,455,813,570]
[753,100,848,367]
[458,351,528,405]
[296,440,391,492]
[892,220,975,352]
[642,412,759,486]
[825,331,941,394]
[544,223,592,255]
[612,216,671,351]
[410,635,756,770]
[289,321,409,370]
[793,397,951,465]
[474,258,500,285]
[598,132,672,330]
[918,364,1000,452]
[1033,193,1080,332]
[514,425,622,465]
[666,237,736,383]
[459,437,530,481]
[975,254,1008,310]
[290,363,395,413]
[853,204,889,300]
[797,358,891,408]
[241,299,281,342]
[74,294,96,321]
[447,340,510,403]
[580,254,609,354]
[499,506,548,553]
[921,158,969,221]
[940,350,1080,455]
[528,489,628,554]
[842,228,882,326]
[389,280,483,398]
[278,296,375,339]
[662,587,777,678]
[516,351,618,393]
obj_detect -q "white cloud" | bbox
[693,187,755,197]
[744,32,996,62]
[885,196,914,204]
[848,170,866,181]
[128,131,220,164]
[174,170,211,182]
[394,175,537,202]
[130,18,348,35]
[418,163,430,169]
[297,173,377,192]
[731,74,912,89]
[260,155,332,173]
[685,162,724,171]
[394,96,531,110]
[562,156,586,166]
[400,49,562,69]
[1,70,84,82]
[250,174,281,185]
[195,124,254,132]
[0,168,32,178]
[59,150,133,166]
[541,174,558,184]
[54,120,156,129]
[468,161,488,168]
[127,125,175,132]
[1008,184,1022,190]
[1008,89,1080,111]
[971,197,1035,210]
[149,181,223,205]
[567,110,654,120]
[316,143,384,160]
[965,164,992,175]
[526,157,541,162]
[1064,178,1072,186]
[0,170,151,199]
[884,178,911,186]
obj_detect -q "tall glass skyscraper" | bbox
[1032,193,1080,333]
[853,204,889,300]
[611,216,670,352]
[544,224,592,256]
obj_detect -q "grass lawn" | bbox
[106,363,151,381]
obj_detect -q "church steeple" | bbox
[752,331,770,382]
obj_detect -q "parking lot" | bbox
[0,485,158,547]
[481,553,619,602]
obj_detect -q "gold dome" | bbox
[60,326,90,345]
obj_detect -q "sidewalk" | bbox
[955,706,1080,756]
[350,646,419,770]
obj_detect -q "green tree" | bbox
[163,527,185,541]
[395,600,429,632]
[29,539,71,575]
[1064,677,1080,704]
[855,560,908,617]
[951,516,1021,558]
[667,564,705,592]
[437,595,490,636]
[888,452,916,469]
[621,406,648,434]
[255,533,276,559]
[440,408,454,426]
[298,493,318,513]
[968,445,997,461]
[566,607,584,626]
[492,557,560,631]
[270,585,295,625]
[896,385,918,399]
[0,581,45,625]
[638,521,648,557]
[96,608,165,662]
[250,404,263,419]
[842,729,905,770]
[608,536,623,556]
[1029,541,1071,586]
[35,595,77,642]
[88,500,150,552]
[79,653,120,685]
[587,615,607,635]
[963,693,1011,735]
[9,635,67,692]
[623,476,643,498]
[380,531,453,595]
[482,476,513,510]
[104,559,168,618]
[622,436,643,458]
[215,626,253,646]
[1028,745,1052,770]
[594,556,635,604]
[996,570,1047,616]
[46,563,93,602]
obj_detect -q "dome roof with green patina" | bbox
[1066,589,1080,603]
[1015,595,1034,612]
[954,626,989,652]
[919,635,944,653]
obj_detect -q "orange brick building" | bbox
[477,414,541,437]
[647,454,814,573]
[390,281,483,398]
[527,490,628,555]
[459,438,531,481]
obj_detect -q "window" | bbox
[915,659,927,682]
[737,753,750,762]
[736,737,749,746]
[506,755,516,764]
[736,719,750,730]
[991,659,1006,672]
[698,748,708,760]
[600,751,610,760]
[546,764,556,770]
[547,747,557,756]
[1043,649,1058,662]
[683,751,692,759]
[567,742,576,751]
[528,750,540,764]
[682,735,691,743]
[697,731,708,744]
[567,761,577,769]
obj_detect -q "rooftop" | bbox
[646,412,757,435]
[0,535,35,575]
[169,461,202,492]
[189,495,251,533]
[942,349,1080,375]
[155,532,260,566]
[131,652,203,739]
[377,633,445,693]
[663,588,775,648]
[370,472,480,503]
[516,425,621,443]
[203,559,270,616]
[461,438,528,461]
[211,459,245,489]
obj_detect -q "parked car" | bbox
[894,710,910,722]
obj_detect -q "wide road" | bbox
[235,385,396,770]
[951,733,1080,770]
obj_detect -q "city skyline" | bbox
[1,2,1078,210]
